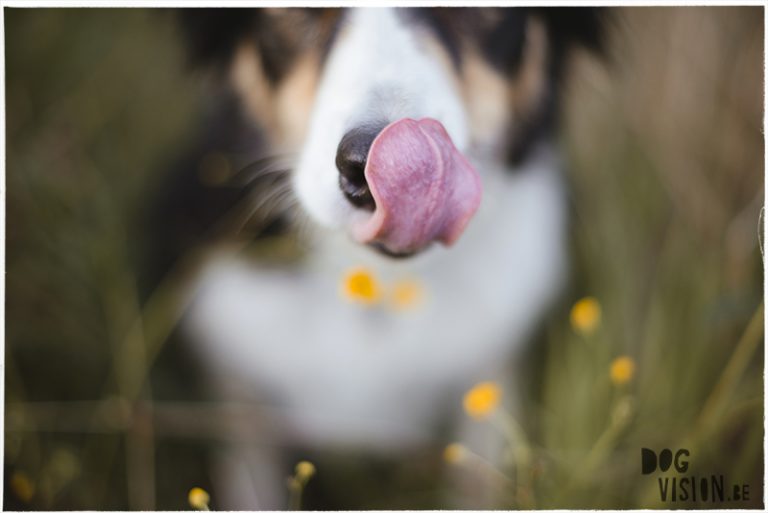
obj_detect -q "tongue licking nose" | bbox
[351,118,483,254]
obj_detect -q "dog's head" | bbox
[181,7,602,257]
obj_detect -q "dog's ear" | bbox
[535,7,607,54]
[178,8,260,69]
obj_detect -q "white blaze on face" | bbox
[293,8,469,232]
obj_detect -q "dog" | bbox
[145,7,603,509]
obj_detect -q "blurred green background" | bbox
[4,7,764,510]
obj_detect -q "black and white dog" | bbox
[147,7,602,508]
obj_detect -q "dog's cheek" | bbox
[230,42,280,141]
[510,18,549,128]
[229,43,321,151]
[459,17,551,160]
[273,55,321,149]
[460,50,513,153]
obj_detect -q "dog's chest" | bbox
[184,152,567,448]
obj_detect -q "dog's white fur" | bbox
[182,7,567,508]
[294,9,470,232]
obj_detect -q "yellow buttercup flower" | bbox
[463,381,502,420]
[288,460,316,509]
[610,356,635,385]
[10,471,34,503]
[295,460,316,482]
[570,296,601,335]
[341,267,381,304]
[390,278,424,310]
[188,487,210,510]
[443,443,467,464]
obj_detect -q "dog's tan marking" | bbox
[459,17,550,155]
[274,54,320,148]
[460,50,513,151]
[511,17,549,123]
[230,43,279,139]
[230,42,320,149]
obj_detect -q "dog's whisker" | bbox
[233,155,298,185]
[241,188,293,225]
[235,183,296,235]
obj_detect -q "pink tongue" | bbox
[351,118,482,254]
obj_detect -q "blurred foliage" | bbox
[5,8,203,510]
[523,6,764,508]
[4,6,764,510]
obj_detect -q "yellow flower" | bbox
[463,381,502,420]
[570,296,601,335]
[390,278,424,310]
[288,460,316,509]
[188,487,210,510]
[341,267,381,304]
[11,471,34,503]
[610,356,636,385]
[443,443,467,464]
[295,460,316,482]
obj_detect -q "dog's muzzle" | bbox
[335,118,483,256]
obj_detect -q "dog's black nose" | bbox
[336,126,381,211]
